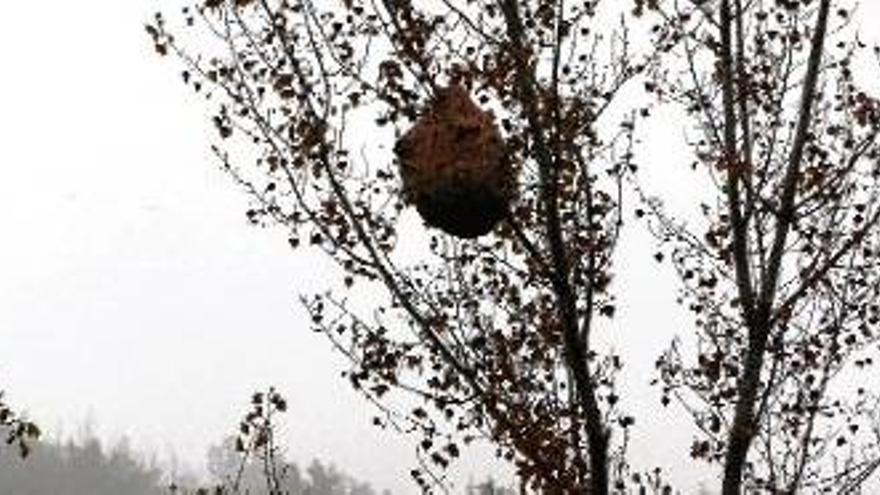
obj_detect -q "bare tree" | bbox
[145,0,880,492]
[638,0,880,492]
[146,0,651,493]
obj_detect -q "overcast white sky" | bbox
[1,2,879,494]
[0,2,422,492]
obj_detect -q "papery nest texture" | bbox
[394,85,517,239]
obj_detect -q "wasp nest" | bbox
[394,86,516,239]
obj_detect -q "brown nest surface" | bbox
[394,85,516,239]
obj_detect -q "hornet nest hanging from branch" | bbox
[394,85,517,239]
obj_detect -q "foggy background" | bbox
[1,1,879,493]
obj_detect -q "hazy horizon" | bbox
[2,1,880,494]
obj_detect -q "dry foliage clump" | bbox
[394,85,516,238]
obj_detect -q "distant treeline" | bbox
[0,428,520,494]
[0,431,386,495]
[201,436,387,495]
[0,434,163,495]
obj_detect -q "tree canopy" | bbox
[146,0,880,492]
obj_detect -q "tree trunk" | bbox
[721,319,769,494]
